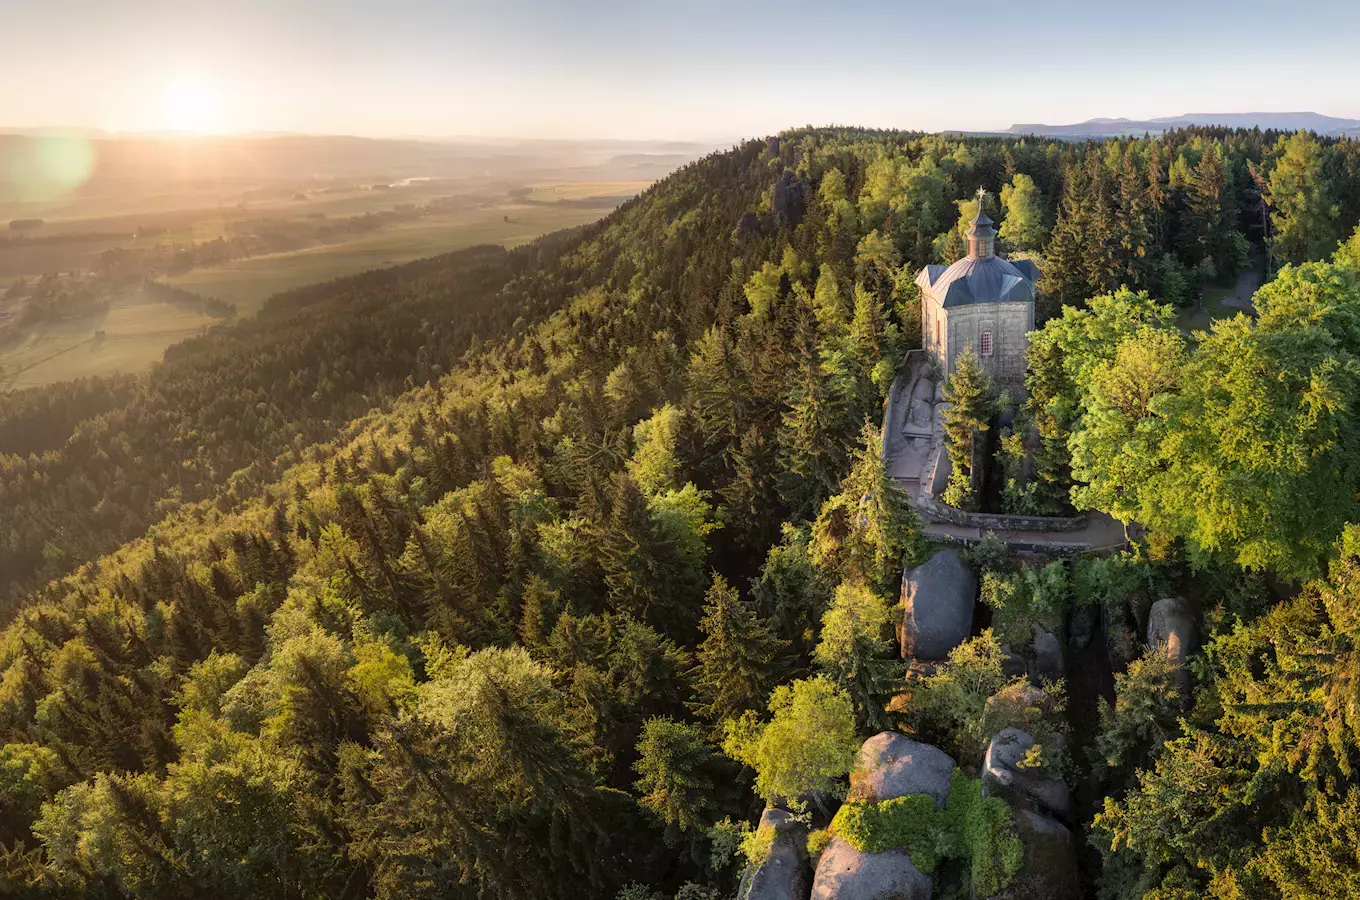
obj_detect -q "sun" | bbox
[159,78,221,134]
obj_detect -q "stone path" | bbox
[1219,260,1264,314]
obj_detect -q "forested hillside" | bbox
[3,126,1360,900]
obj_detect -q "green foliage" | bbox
[806,827,832,860]
[723,676,859,805]
[830,771,1022,896]
[1267,132,1347,265]
[739,819,777,866]
[689,575,789,730]
[751,523,834,656]
[813,582,900,730]
[810,422,921,593]
[1093,528,1360,899]
[999,173,1049,251]
[6,126,1360,899]
[941,347,993,509]
[1091,650,1183,787]
[634,717,734,844]
[982,561,1072,648]
[904,631,1026,764]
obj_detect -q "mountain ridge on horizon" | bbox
[998,110,1360,137]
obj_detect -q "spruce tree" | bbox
[778,309,852,517]
[1083,151,1124,295]
[1116,149,1155,288]
[813,581,900,731]
[1044,155,1092,306]
[811,422,920,593]
[688,575,788,732]
[941,347,993,510]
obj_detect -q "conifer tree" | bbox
[688,575,788,732]
[1116,149,1155,288]
[1044,156,1092,306]
[810,422,920,593]
[1083,151,1124,295]
[813,265,849,333]
[633,717,734,840]
[813,581,900,731]
[778,310,852,517]
[941,347,993,510]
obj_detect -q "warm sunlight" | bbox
[158,78,221,133]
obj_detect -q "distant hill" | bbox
[998,111,1360,137]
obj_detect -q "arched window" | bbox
[979,331,993,357]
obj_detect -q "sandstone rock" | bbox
[811,837,931,900]
[1101,599,1138,673]
[850,732,955,808]
[1147,596,1197,695]
[902,548,976,660]
[1068,605,1096,650]
[1030,626,1064,683]
[999,644,1028,678]
[983,683,1064,744]
[986,809,1080,900]
[738,808,810,900]
[983,727,1069,818]
[772,170,806,230]
[735,211,761,241]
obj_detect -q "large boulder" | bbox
[986,809,1080,900]
[902,549,976,660]
[982,727,1070,818]
[738,808,810,900]
[811,837,931,900]
[1030,626,1064,684]
[1147,597,1197,695]
[850,732,955,808]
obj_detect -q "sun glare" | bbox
[159,78,221,134]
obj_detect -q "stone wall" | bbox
[916,495,1089,533]
[941,301,1032,385]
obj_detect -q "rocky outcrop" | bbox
[986,809,1080,900]
[738,808,810,900]
[772,170,806,230]
[735,211,762,241]
[811,838,931,900]
[983,682,1063,741]
[1147,596,1197,695]
[1030,626,1064,683]
[982,727,1070,818]
[902,548,977,660]
[849,732,955,808]
[1067,605,1096,650]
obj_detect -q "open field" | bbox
[162,197,633,314]
[0,290,221,390]
[1,186,646,388]
[0,133,696,390]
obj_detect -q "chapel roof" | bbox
[915,254,1039,308]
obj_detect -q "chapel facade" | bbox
[914,190,1038,385]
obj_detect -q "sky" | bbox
[5,0,1360,140]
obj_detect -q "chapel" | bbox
[914,189,1039,385]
